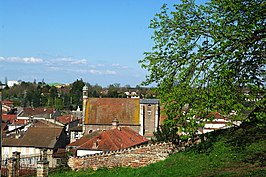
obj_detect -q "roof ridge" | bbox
[104,130,120,150]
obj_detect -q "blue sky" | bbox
[0,0,206,87]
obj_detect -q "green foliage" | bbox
[152,124,179,145]
[139,0,266,136]
[70,79,85,109]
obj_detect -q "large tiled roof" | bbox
[21,107,55,117]
[84,98,140,125]
[3,127,64,149]
[78,127,148,151]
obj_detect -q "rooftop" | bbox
[3,126,64,149]
[78,127,148,151]
[85,98,140,125]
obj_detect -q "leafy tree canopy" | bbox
[140,0,265,136]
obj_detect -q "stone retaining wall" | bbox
[68,142,183,170]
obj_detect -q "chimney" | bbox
[92,137,101,149]
[111,119,119,129]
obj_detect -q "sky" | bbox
[0,0,206,87]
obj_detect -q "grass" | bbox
[50,121,266,177]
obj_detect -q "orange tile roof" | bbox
[56,115,78,124]
[85,98,140,125]
[78,127,148,151]
[10,119,28,125]
[2,100,14,106]
[2,114,17,122]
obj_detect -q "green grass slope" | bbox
[51,121,266,177]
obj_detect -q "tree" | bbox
[139,0,265,137]
[106,83,120,98]
[70,79,85,109]
[152,124,179,145]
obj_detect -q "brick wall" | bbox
[68,142,183,170]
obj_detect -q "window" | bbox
[147,104,152,115]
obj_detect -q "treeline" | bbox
[1,79,156,110]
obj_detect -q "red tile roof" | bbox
[22,107,55,117]
[56,115,78,124]
[2,114,17,122]
[2,100,14,106]
[84,98,140,125]
[10,119,28,125]
[78,127,148,151]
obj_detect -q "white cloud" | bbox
[71,59,87,65]
[46,57,87,66]
[111,63,129,69]
[105,70,117,75]
[48,66,63,71]
[0,57,43,63]
[80,69,117,75]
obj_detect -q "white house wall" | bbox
[2,147,40,159]
[77,150,103,157]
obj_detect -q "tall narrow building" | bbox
[82,85,88,134]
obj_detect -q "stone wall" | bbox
[68,142,183,170]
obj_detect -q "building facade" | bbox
[82,95,160,138]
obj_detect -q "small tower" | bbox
[82,85,88,134]
[111,118,119,129]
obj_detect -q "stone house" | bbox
[82,96,160,138]
[67,121,148,157]
[2,126,67,168]
[139,99,160,138]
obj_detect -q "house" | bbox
[67,130,101,156]
[56,115,79,132]
[198,112,242,134]
[83,98,140,133]
[83,97,161,138]
[56,114,80,143]
[18,107,60,119]
[124,91,140,98]
[69,125,83,143]
[7,119,29,132]
[2,126,67,168]
[2,114,17,123]
[139,99,160,138]
[1,100,14,113]
[68,120,149,157]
